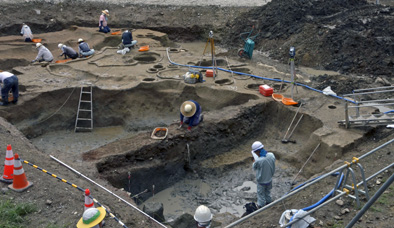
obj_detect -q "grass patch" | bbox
[0,200,37,228]
[371,206,383,212]
[377,185,394,205]
[332,221,344,228]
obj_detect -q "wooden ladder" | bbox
[75,86,93,132]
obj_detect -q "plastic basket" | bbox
[151,127,168,140]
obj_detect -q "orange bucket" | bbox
[138,45,149,52]
[55,59,72,64]
[272,93,283,102]
[111,31,121,35]
[32,39,42,43]
[282,97,298,106]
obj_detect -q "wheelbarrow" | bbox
[238,26,259,59]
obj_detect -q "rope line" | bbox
[20,158,128,228]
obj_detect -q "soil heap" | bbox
[224,0,394,81]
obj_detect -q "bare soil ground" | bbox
[0,0,393,228]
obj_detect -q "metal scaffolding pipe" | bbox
[50,155,167,228]
[352,86,394,92]
[225,138,394,227]
[356,163,394,187]
[345,172,394,228]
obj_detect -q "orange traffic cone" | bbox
[84,188,94,211]
[0,145,14,183]
[8,153,33,192]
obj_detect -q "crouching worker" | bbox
[194,205,213,228]
[77,207,106,228]
[58,43,78,59]
[0,71,19,106]
[179,100,203,131]
[78,39,95,57]
[119,29,137,49]
[32,43,53,63]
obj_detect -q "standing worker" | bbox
[77,207,106,228]
[0,70,19,106]
[251,141,276,208]
[179,100,203,131]
[58,43,78,59]
[119,29,137,49]
[98,9,110,33]
[194,205,213,228]
[20,23,33,42]
[78,38,95,57]
[32,43,53,63]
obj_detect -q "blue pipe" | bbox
[166,48,356,104]
[287,174,344,228]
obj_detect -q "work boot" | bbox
[0,101,9,106]
[12,99,18,104]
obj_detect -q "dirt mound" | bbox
[224,0,394,77]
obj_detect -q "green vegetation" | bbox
[0,200,37,228]
[331,220,344,228]
[371,206,382,212]
[377,185,394,206]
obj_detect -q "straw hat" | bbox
[180,101,197,117]
[77,207,106,228]
[102,9,109,16]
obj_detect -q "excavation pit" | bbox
[2,77,325,221]
[197,59,227,66]
[133,52,162,63]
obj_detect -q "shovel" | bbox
[281,103,303,143]
[281,114,304,144]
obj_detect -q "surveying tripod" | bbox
[202,31,218,78]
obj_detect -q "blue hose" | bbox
[287,174,344,228]
[166,48,356,104]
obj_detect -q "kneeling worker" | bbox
[78,38,95,57]
[77,207,106,228]
[119,29,137,49]
[179,100,203,131]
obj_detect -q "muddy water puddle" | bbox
[141,149,295,221]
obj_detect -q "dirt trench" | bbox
[90,100,324,202]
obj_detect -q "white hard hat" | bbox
[58,43,64,49]
[184,104,192,113]
[78,38,84,43]
[36,43,42,48]
[252,141,264,151]
[194,205,213,223]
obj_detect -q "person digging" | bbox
[77,207,106,228]
[179,100,203,131]
[251,141,276,208]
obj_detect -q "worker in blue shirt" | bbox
[251,141,276,208]
[179,100,203,131]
